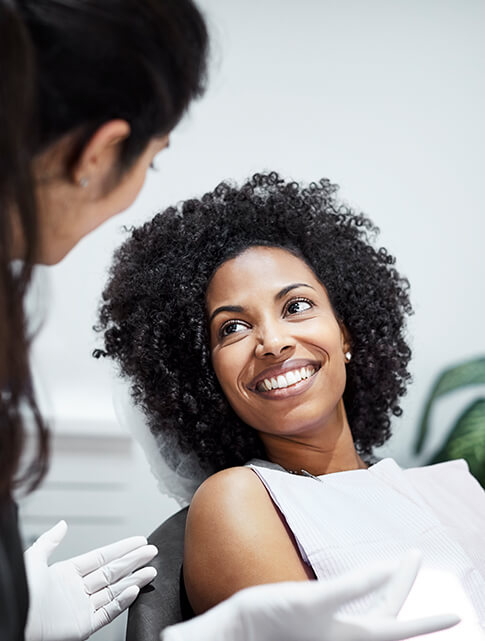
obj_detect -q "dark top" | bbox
[0,499,28,641]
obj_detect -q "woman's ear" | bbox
[338,321,352,360]
[72,119,131,192]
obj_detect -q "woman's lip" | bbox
[253,367,320,400]
[248,358,321,391]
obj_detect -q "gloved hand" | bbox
[24,520,157,641]
[162,551,459,641]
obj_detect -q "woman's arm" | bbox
[184,467,312,614]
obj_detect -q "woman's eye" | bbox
[220,321,248,337]
[286,299,312,315]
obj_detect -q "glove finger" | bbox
[365,614,460,641]
[91,566,157,610]
[308,562,395,610]
[232,565,394,614]
[91,585,140,633]
[30,520,68,561]
[70,535,149,576]
[369,549,421,617]
[84,544,157,594]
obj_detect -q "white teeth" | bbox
[257,366,318,392]
[277,375,287,388]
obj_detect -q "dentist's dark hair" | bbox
[19,0,209,169]
[0,0,47,501]
[0,0,208,500]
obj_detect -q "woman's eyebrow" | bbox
[209,305,244,323]
[275,283,316,300]
[209,284,316,322]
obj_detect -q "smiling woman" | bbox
[206,246,359,467]
[96,173,412,469]
[96,173,485,632]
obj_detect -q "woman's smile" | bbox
[250,359,321,398]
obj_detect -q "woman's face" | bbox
[207,246,350,440]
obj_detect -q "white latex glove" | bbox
[162,551,459,641]
[24,520,158,641]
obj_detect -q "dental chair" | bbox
[125,507,192,641]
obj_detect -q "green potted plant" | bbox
[414,356,485,487]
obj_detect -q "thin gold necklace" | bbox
[286,468,323,482]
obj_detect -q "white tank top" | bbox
[248,458,485,639]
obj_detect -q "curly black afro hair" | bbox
[95,172,412,474]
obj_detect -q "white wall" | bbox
[27,0,485,539]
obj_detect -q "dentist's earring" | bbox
[345,351,352,363]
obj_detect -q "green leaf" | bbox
[414,356,485,454]
[429,398,485,487]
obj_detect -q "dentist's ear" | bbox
[72,119,131,196]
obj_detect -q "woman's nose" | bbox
[254,322,295,359]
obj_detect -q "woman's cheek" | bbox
[219,343,251,403]
[212,349,239,398]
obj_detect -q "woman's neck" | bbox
[257,403,367,476]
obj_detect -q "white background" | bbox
[23,2,485,635]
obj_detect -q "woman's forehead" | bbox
[206,246,324,307]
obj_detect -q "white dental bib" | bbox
[248,458,485,639]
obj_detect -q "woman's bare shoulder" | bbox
[184,466,310,614]
[190,465,266,512]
